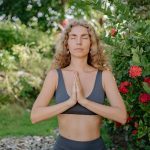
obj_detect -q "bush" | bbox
[0,21,55,108]
[100,1,150,149]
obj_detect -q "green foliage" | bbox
[0,0,65,31]
[100,0,150,149]
[0,1,150,149]
[0,21,55,108]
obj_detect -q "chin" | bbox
[72,53,88,58]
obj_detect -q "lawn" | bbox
[0,103,58,138]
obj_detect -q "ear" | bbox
[66,44,69,49]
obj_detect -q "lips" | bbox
[75,48,83,50]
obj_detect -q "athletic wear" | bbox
[53,134,107,150]
[54,68,106,115]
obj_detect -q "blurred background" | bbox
[0,0,150,149]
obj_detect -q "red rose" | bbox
[118,86,128,94]
[118,81,132,94]
[144,77,150,87]
[129,66,142,78]
[120,81,132,87]
[111,28,117,37]
[139,93,150,103]
[132,130,138,135]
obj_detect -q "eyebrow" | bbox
[69,33,89,36]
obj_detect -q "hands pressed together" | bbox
[68,71,87,106]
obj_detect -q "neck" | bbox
[68,56,89,72]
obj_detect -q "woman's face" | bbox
[67,25,91,57]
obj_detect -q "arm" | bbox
[30,69,73,124]
[80,70,127,125]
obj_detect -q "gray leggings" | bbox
[53,134,107,150]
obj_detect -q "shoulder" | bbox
[101,70,116,90]
[46,69,58,89]
[102,70,115,79]
[47,68,58,76]
[46,69,58,81]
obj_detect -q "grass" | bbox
[0,103,58,138]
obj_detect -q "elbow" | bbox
[120,117,127,125]
[30,111,38,124]
[30,118,36,124]
[120,111,128,125]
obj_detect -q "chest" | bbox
[63,72,97,97]
[54,69,106,115]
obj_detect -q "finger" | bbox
[72,74,77,91]
[73,74,78,88]
[75,79,82,92]
[75,73,81,88]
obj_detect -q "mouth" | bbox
[75,48,83,51]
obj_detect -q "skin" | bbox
[30,25,128,141]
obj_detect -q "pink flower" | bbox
[139,93,150,103]
[129,66,142,78]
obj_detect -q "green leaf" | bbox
[139,102,150,112]
[142,82,150,94]
[148,128,150,141]
[131,47,141,65]
[138,120,148,138]
[143,64,150,76]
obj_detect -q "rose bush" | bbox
[100,1,150,149]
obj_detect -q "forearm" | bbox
[30,100,72,124]
[80,99,127,124]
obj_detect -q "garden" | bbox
[0,0,150,149]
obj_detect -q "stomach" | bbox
[57,114,103,141]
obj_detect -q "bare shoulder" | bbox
[101,70,116,91]
[102,70,115,79]
[46,69,58,89]
[47,69,58,77]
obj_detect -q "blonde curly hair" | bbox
[50,19,112,71]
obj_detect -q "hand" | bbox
[68,73,78,106]
[75,72,87,105]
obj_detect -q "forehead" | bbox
[68,25,89,35]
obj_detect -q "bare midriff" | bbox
[57,114,103,141]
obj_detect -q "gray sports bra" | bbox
[54,68,106,115]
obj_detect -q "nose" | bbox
[76,37,82,45]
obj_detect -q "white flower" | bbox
[26,4,32,11]
[37,12,43,18]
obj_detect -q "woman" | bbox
[30,19,127,150]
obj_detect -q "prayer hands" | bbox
[74,71,87,105]
[74,72,85,102]
[68,71,87,106]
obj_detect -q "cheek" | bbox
[68,40,76,48]
[83,40,91,48]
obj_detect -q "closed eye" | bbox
[70,36,89,39]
